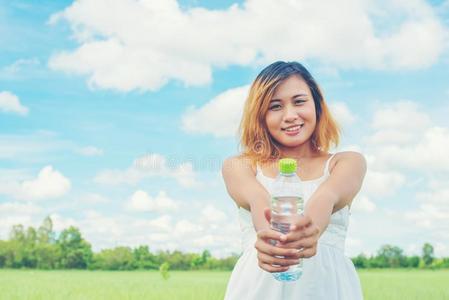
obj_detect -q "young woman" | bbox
[222,61,366,299]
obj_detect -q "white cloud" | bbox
[144,215,172,232]
[0,202,41,215]
[48,0,447,92]
[0,165,71,201]
[0,131,74,162]
[174,219,202,236]
[79,193,109,204]
[49,213,78,232]
[404,182,449,232]
[95,153,200,188]
[172,162,201,188]
[76,146,104,156]
[0,58,40,79]
[20,166,71,200]
[368,101,431,145]
[365,101,449,172]
[328,101,357,127]
[0,91,29,116]
[351,196,376,213]
[182,85,249,137]
[201,205,227,223]
[348,99,449,257]
[126,190,179,213]
[362,168,406,198]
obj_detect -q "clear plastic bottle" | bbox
[270,158,304,282]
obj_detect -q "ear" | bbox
[264,207,271,223]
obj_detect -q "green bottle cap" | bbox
[279,158,297,174]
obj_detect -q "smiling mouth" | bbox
[282,124,304,132]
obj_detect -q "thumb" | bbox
[264,207,271,223]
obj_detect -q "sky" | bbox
[1,0,449,258]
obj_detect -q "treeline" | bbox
[1,217,448,270]
[352,243,449,269]
[0,216,238,270]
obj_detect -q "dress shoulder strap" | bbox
[255,163,261,175]
[324,153,337,175]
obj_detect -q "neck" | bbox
[279,142,320,160]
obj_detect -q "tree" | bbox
[7,225,38,268]
[9,224,25,243]
[58,226,93,269]
[132,246,158,269]
[375,245,406,268]
[35,243,61,269]
[352,254,368,268]
[422,243,434,267]
[93,247,135,270]
[22,227,38,268]
[406,256,420,268]
[37,216,55,244]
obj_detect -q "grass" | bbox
[0,269,448,299]
[358,269,449,300]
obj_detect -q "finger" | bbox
[298,246,317,258]
[256,228,283,242]
[257,252,300,267]
[295,224,320,238]
[278,227,308,243]
[264,207,271,223]
[289,214,312,231]
[281,226,319,244]
[255,240,302,257]
[258,262,289,273]
[278,236,316,250]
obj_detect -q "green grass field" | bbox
[0,269,448,300]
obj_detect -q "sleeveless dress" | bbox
[224,153,363,300]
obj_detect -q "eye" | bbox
[269,103,282,111]
[294,99,305,105]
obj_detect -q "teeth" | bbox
[285,124,303,132]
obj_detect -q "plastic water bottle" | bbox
[270,158,304,282]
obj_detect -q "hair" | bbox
[239,61,340,164]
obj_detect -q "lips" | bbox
[281,124,304,136]
[282,124,304,132]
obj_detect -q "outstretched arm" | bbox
[222,156,299,272]
[305,151,367,234]
[279,151,367,252]
[221,156,271,232]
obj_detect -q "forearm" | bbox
[304,188,338,236]
[250,193,271,232]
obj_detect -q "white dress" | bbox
[224,153,363,300]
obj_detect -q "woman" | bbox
[222,61,366,299]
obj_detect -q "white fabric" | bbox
[224,153,363,300]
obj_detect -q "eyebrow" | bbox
[270,93,308,102]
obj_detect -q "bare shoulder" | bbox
[329,151,367,173]
[222,155,256,178]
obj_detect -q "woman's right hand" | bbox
[254,209,302,273]
[255,229,302,273]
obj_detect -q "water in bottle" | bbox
[270,158,304,282]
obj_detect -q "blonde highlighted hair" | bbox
[239,61,340,164]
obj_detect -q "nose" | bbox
[283,104,299,122]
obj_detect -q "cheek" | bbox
[265,113,278,132]
[303,106,316,122]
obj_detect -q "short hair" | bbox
[239,61,340,164]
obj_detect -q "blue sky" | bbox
[1,0,449,258]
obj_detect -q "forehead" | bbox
[271,75,310,100]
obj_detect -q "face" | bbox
[265,75,317,151]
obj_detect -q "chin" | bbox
[275,138,305,148]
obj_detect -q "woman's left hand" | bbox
[266,208,321,258]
